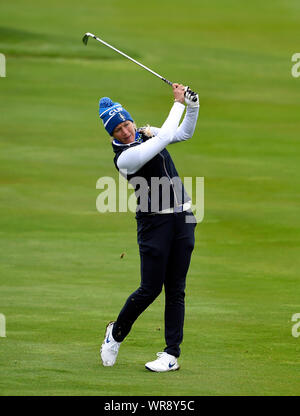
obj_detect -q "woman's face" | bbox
[113,121,136,144]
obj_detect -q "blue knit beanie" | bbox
[99,97,134,136]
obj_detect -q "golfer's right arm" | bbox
[117,101,185,175]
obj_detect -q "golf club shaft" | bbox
[84,33,173,86]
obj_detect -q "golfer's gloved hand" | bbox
[184,86,200,108]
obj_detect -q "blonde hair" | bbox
[137,124,153,138]
[109,122,153,142]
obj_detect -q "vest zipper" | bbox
[159,152,179,207]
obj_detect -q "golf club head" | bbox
[82,32,94,45]
[82,34,89,45]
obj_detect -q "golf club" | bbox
[82,32,197,101]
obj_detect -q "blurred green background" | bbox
[0,0,300,396]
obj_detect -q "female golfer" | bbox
[99,83,199,372]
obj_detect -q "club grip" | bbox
[162,78,173,86]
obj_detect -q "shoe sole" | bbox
[100,321,115,366]
[145,364,180,372]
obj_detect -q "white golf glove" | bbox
[184,86,200,108]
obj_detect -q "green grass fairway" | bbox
[1,0,300,396]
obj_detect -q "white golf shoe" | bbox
[100,322,121,367]
[145,352,180,372]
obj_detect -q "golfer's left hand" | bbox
[184,86,200,108]
[172,83,185,104]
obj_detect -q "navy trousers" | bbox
[112,210,196,357]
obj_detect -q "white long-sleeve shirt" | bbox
[115,102,199,175]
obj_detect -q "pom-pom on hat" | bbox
[99,97,134,136]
